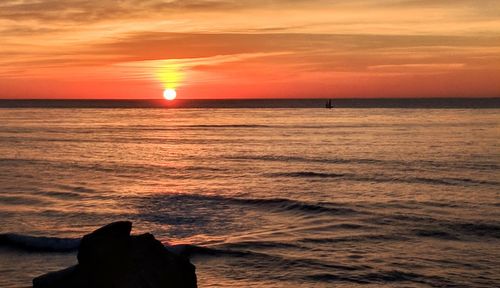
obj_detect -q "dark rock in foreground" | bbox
[33,221,197,288]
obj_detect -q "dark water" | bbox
[1,98,499,108]
[0,108,499,287]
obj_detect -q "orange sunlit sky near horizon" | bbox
[1,0,499,99]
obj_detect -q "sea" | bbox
[0,100,499,287]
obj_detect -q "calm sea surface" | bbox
[0,108,499,287]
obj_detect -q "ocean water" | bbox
[0,108,498,287]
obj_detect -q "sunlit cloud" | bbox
[115,52,292,89]
[367,63,466,73]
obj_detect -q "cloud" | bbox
[0,1,499,98]
[0,1,227,22]
[1,0,498,29]
[2,31,498,78]
[367,63,466,73]
[0,0,321,23]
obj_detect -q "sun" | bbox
[163,89,177,101]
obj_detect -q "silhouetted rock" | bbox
[33,221,197,288]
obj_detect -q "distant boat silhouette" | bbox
[325,99,333,109]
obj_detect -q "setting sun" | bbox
[163,89,176,101]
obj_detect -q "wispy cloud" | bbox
[367,63,466,74]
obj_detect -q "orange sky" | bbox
[1,0,499,99]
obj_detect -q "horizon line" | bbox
[1,97,499,101]
[1,97,499,109]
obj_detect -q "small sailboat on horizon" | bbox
[325,99,333,109]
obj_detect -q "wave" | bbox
[0,234,220,256]
[412,229,459,240]
[216,240,305,251]
[187,245,365,271]
[227,154,500,172]
[0,234,421,285]
[299,234,407,244]
[0,158,229,177]
[0,233,80,252]
[0,232,494,287]
[446,222,500,239]
[0,234,303,258]
[304,270,436,284]
[271,171,346,178]
[99,124,273,131]
[187,245,455,286]
[0,233,207,256]
[180,124,271,128]
[227,155,387,165]
[149,193,360,216]
[268,171,499,187]
[198,244,458,286]
[366,215,500,240]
